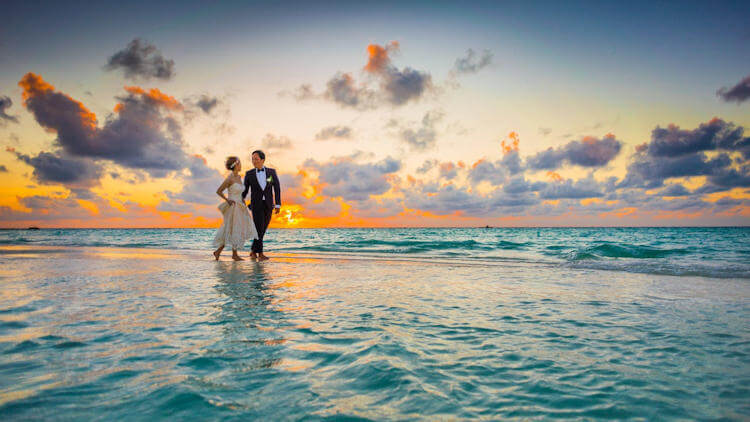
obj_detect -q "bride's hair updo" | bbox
[225,156,240,170]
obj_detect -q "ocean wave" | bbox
[566,259,750,279]
[287,238,496,253]
[496,240,529,249]
[0,237,32,244]
[564,243,692,260]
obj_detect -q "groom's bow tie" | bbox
[257,168,265,172]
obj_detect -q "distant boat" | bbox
[27,226,40,230]
[484,225,492,229]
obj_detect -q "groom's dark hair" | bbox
[252,150,265,160]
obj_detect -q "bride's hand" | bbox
[226,199,235,206]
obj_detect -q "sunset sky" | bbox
[1,0,749,228]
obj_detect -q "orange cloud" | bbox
[19,72,54,101]
[439,162,455,172]
[122,86,182,110]
[19,72,98,131]
[364,41,399,73]
[501,131,520,154]
[546,171,563,182]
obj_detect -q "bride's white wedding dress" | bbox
[213,182,258,249]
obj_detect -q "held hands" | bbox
[274,207,281,215]
[226,199,235,206]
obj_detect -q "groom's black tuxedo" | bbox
[242,167,281,253]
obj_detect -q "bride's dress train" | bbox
[213,182,257,249]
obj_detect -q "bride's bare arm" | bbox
[216,178,234,205]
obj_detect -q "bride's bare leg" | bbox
[213,245,224,260]
[232,249,244,261]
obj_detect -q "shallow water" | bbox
[0,246,748,420]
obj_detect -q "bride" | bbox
[213,156,258,261]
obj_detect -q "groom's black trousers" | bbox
[250,203,272,253]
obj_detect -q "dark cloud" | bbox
[405,184,488,215]
[527,135,623,170]
[621,118,750,190]
[713,196,747,210]
[324,72,377,109]
[13,150,102,188]
[659,184,691,196]
[0,96,19,125]
[261,133,293,150]
[706,164,750,189]
[488,190,541,211]
[502,176,545,194]
[468,141,524,186]
[363,42,433,105]
[286,42,432,110]
[404,181,542,217]
[717,74,750,103]
[416,159,438,174]
[283,84,317,101]
[453,49,493,74]
[538,178,604,200]
[397,110,443,151]
[194,95,219,114]
[469,159,507,185]
[305,155,401,201]
[621,153,730,189]
[438,162,458,180]
[0,165,7,172]
[501,150,523,175]
[315,125,353,141]
[645,118,750,158]
[19,73,189,177]
[18,72,222,211]
[105,38,175,80]
[380,66,433,106]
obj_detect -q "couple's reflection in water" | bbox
[212,261,288,370]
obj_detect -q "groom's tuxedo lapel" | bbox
[249,168,261,190]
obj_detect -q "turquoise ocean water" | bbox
[2,227,749,278]
[0,227,748,419]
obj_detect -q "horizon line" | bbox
[2,225,749,230]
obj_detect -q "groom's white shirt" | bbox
[256,167,267,190]
[254,167,281,208]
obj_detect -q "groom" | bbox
[242,150,281,261]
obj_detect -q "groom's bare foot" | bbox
[258,253,269,261]
[249,252,258,259]
[232,254,244,261]
[213,250,221,260]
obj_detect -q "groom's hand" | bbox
[274,207,280,215]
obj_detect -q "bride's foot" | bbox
[249,252,258,260]
[258,253,269,261]
[232,254,244,261]
[213,250,221,260]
